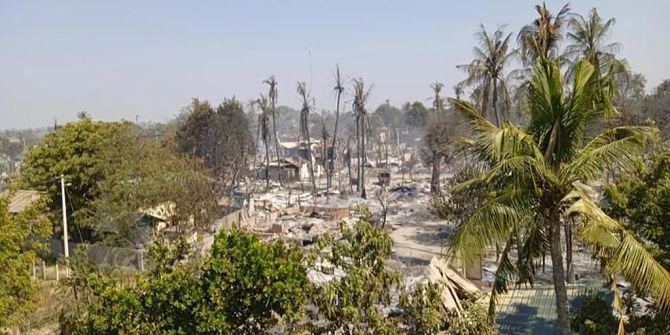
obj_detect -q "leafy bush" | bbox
[72,228,309,335]
[571,293,618,335]
[444,301,497,335]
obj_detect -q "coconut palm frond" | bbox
[488,239,516,320]
[449,98,495,133]
[608,232,670,312]
[449,194,525,266]
[562,126,657,182]
[566,191,670,312]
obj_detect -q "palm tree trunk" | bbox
[481,83,490,122]
[271,106,283,186]
[565,218,574,283]
[550,207,570,335]
[305,127,316,208]
[329,90,342,191]
[361,116,367,199]
[347,141,353,193]
[430,150,440,194]
[254,116,261,174]
[356,116,360,192]
[492,78,501,127]
[264,139,270,190]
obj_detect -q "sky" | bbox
[1,0,669,129]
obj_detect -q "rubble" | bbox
[414,256,482,316]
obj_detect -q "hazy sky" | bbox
[2,1,669,129]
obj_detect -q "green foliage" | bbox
[198,227,309,334]
[374,101,404,130]
[310,207,404,334]
[176,97,255,187]
[430,166,487,226]
[72,228,309,335]
[21,119,132,229]
[0,195,50,328]
[571,294,618,335]
[88,135,218,245]
[604,147,670,269]
[448,55,668,335]
[570,291,670,335]
[21,116,217,245]
[401,283,448,335]
[403,101,430,128]
[444,301,497,335]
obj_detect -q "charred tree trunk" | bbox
[271,108,283,186]
[346,142,353,193]
[264,139,270,190]
[356,117,361,192]
[329,88,342,191]
[360,116,367,199]
[305,127,317,209]
[430,150,441,194]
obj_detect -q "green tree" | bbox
[176,98,216,164]
[87,134,218,245]
[176,98,254,188]
[199,227,309,334]
[449,58,670,335]
[309,207,403,334]
[457,25,516,126]
[643,80,670,139]
[21,119,133,235]
[604,147,670,269]
[213,98,255,187]
[402,101,429,129]
[0,195,50,329]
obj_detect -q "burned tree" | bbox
[255,95,272,190]
[297,82,317,205]
[422,82,451,194]
[352,79,371,199]
[328,65,344,194]
[264,76,283,186]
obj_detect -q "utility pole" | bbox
[60,175,70,277]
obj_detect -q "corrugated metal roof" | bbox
[496,284,608,334]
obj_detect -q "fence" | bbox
[50,239,147,271]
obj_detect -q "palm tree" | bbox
[297,82,317,205]
[328,65,344,193]
[457,25,516,127]
[565,8,625,142]
[565,8,620,68]
[518,3,571,64]
[352,79,371,199]
[429,82,446,194]
[264,76,283,186]
[254,95,272,190]
[449,59,670,335]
